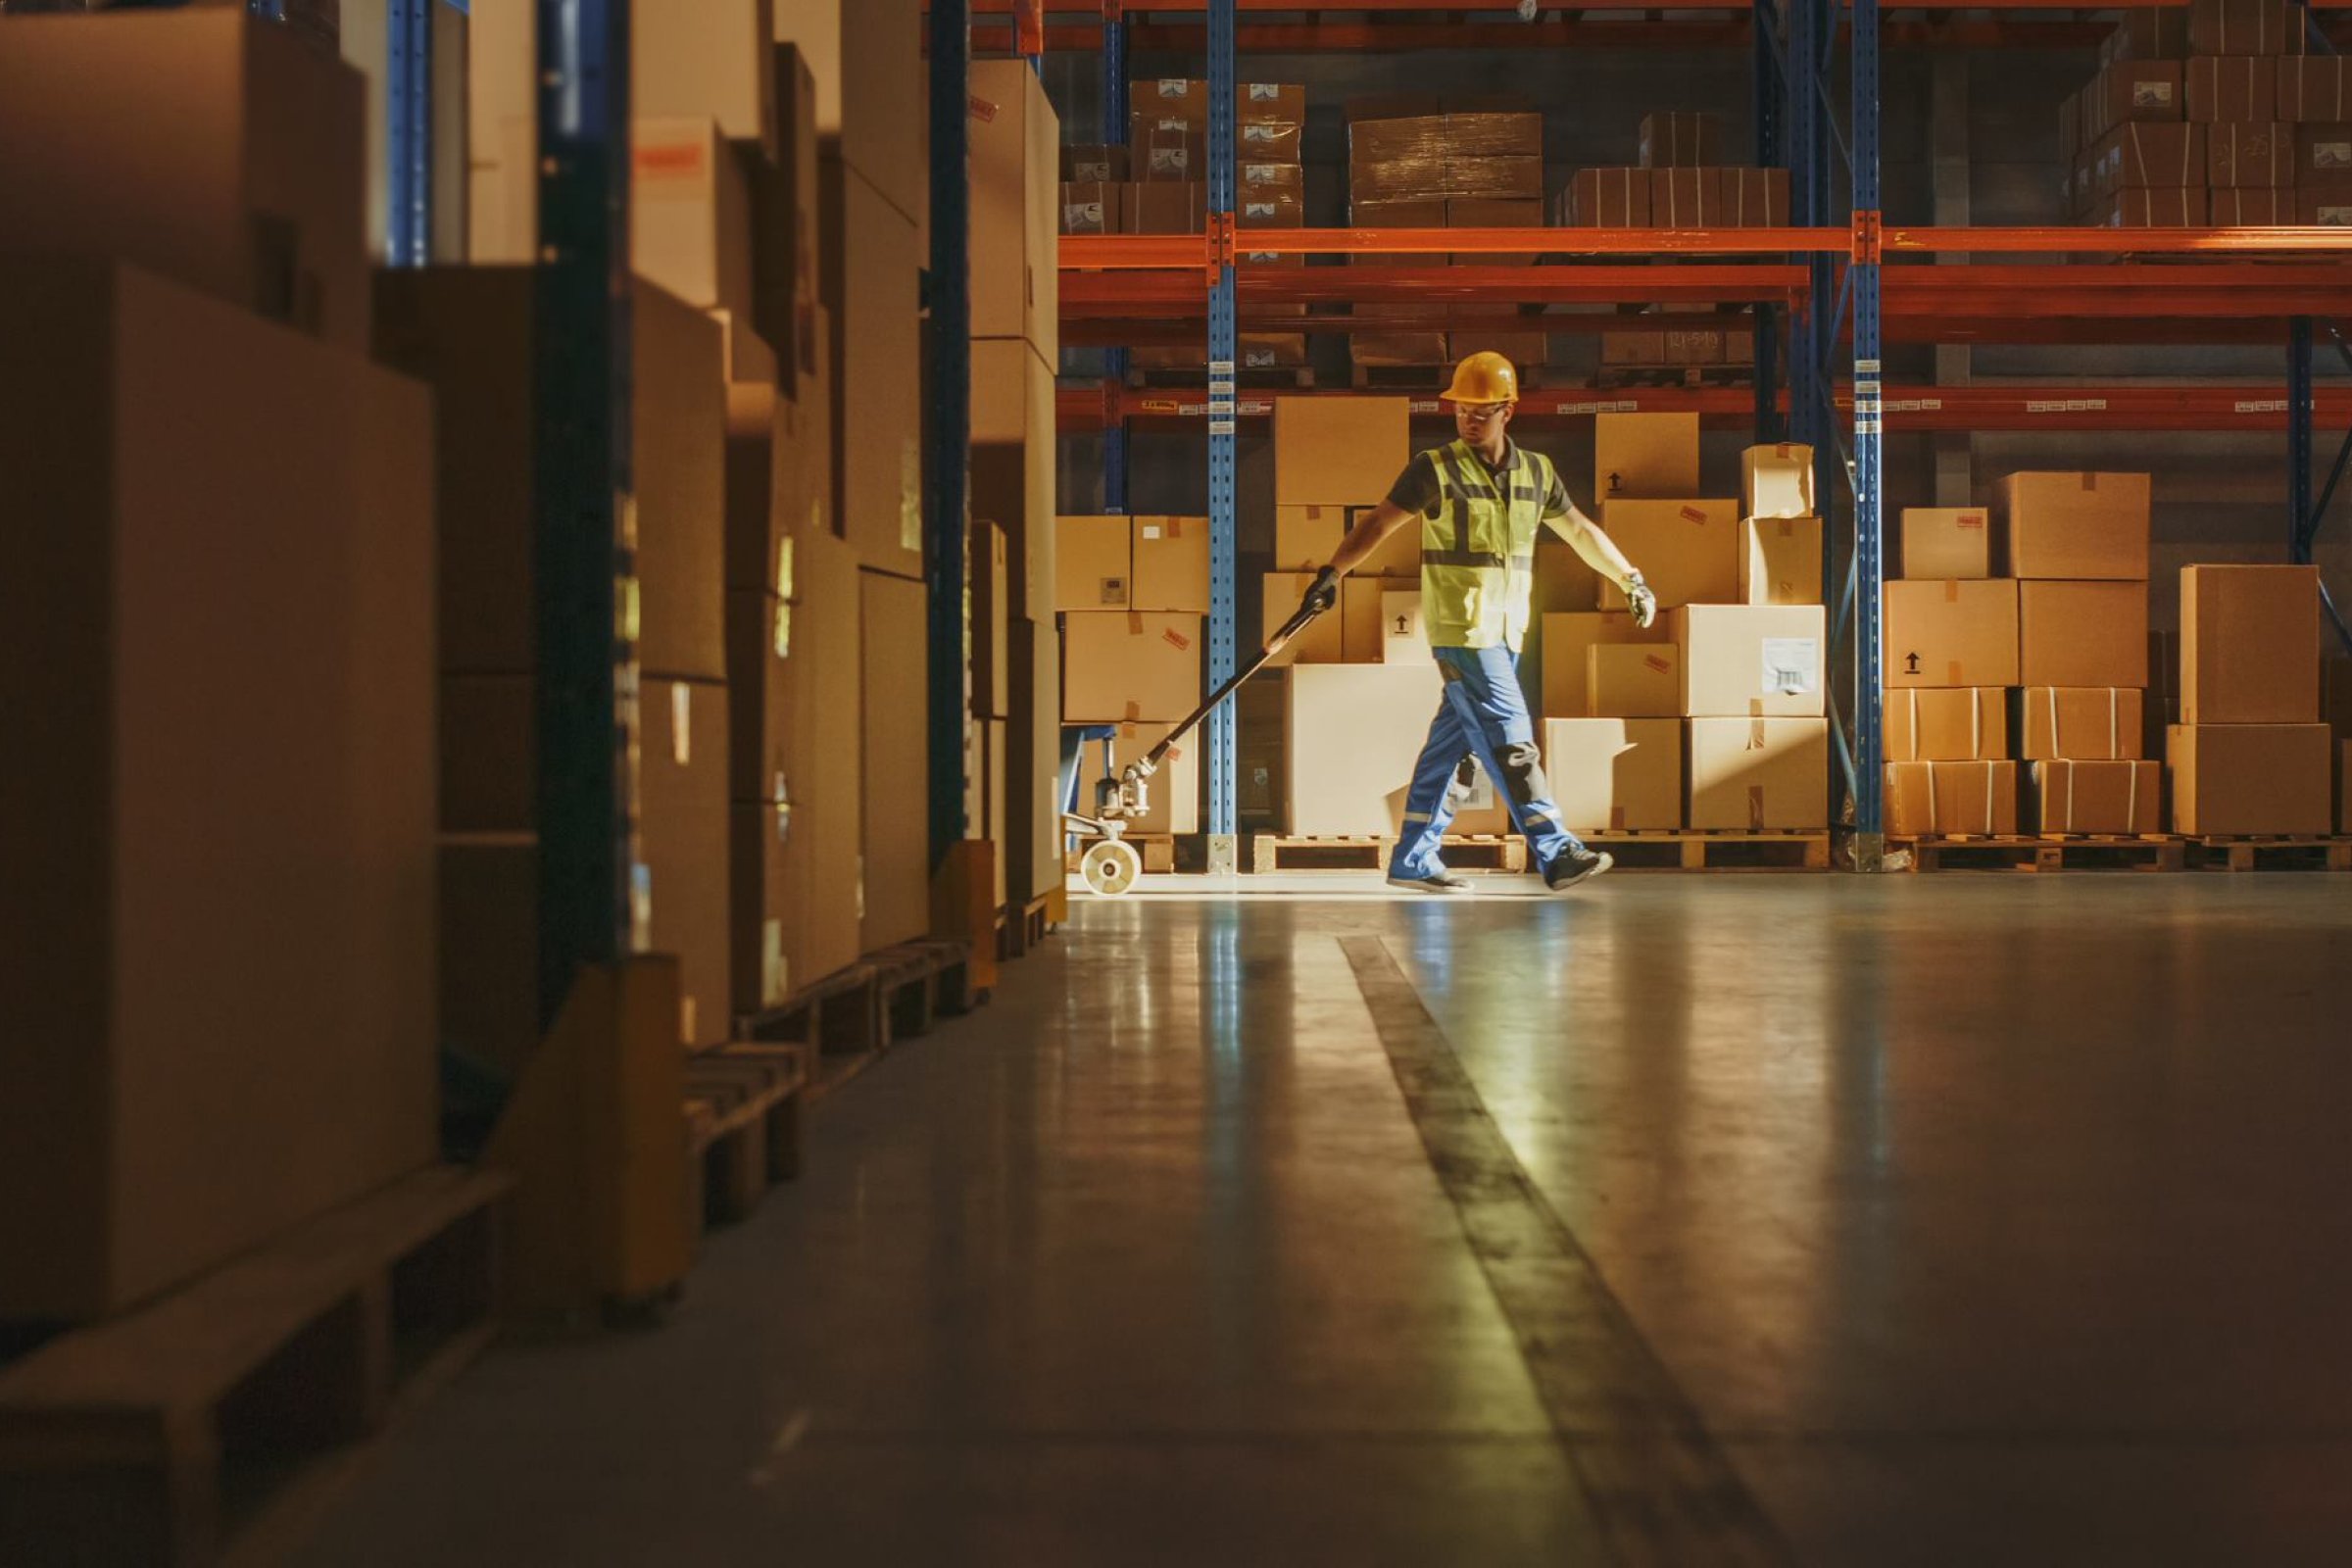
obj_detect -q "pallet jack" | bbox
[1063,574,1338,896]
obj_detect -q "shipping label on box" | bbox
[1739,515,1824,608]
[1688,717,1831,829]
[1598,500,1740,610]
[1741,443,1816,520]
[1886,687,2008,761]
[1884,760,2020,838]
[2180,563,2322,723]
[1673,605,1828,718]
[1543,717,1684,831]
[1586,644,1681,717]
[2020,581,2150,689]
[1593,412,1700,502]
[2296,122,2352,178]
[1900,507,1992,580]
[1886,578,2022,688]
[1060,180,1114,234]
[2020,687,2146,760]
[2034,760,2162,834]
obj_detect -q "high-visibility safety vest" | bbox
[1421,438,1553,651]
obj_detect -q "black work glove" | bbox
[1304,564,1341,615]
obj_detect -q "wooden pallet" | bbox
[1250,834,1529,873]
[684,1042,810,1228]
[0,1166,509,1567]
[1584,830,1832,871]
[2183,836,2352,872]
[1890,834,2186,873]
[1591,364,1757,390]
[742,939,977,1071]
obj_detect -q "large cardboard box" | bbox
[1639,111,1722,168]
[969,58,1059,360]
[774,0,925,230]
[2187,0,2308,57]
[1566,167,1652,225]
[2019,687,2146,760]
[751,44,822,360]
[2180,564,2322,723]
[860,570,932,950]
[2168,723,2333,834]
[1542,718,1684,831]
[1263,574,1348,665]
[1741,443,1816,519]
[785,465,866,988]
[1286,663,1446,836]
[2033,760,2163,834]
[2207,120,2292,182]
[1275,397,1412,506]
[725,590,795,803]
[1740,515,1824,607]
[642,679,733,1049]
[0,260,434,1320]
[971,336,1056,619]
[1064,612,1205,720]
[636,0,777,157]
[1886,688,2009,761]
[1341,575,1398,662]
[0,9,370,350]
[372,268,726,681]
[1541,611,1670,717]
[1594,413,1700,502]
[1133,515,1211,612]
[2020,581,2150,688]
[1884,760,2022,838]
[1900,507,1992,579]
[1995,471,2151,580]
[1672,605,1828,718]
[1006,617,1066,901]
[1597,500,1740,609]
[2280,58,2352,122]
[971,521,1012,719]
[731,801,793,1013]
[1057,515,1134,611]
[1275,503,1350,571]
[1588,644,1683,718]
[634,118,759,340]
[1688,717,1832,830]
[821,156,924,579]
[1885,579,2021,688]
[1108,722,1201,836]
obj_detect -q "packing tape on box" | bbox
[1747,718,1768,749]
[2107,687,2120,759]
[1123,701,1141,721]
[1927,759,1939,830]
[1127,612,1144,635]
[1984,762,1996,834]
[1747,785,1766,831]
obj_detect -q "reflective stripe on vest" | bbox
[1421,439,1550,650]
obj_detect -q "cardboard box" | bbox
[1597,500,1740,610]
[1056,514,1133,611]
[2189,57,2279,122]
[2104,187,2208,224]
[1543,718,1684,831]
[1275,397,1412,507]
[2169,723,2333,833]
[821,157,924,578]
[968,59,1059,361]
[2211,187,2293,221]
[771,0,926,230]
[1541,611,1670,717]
[2180,564,2322,723]
[2279,57,2352,122]
[1688,717,1831,829]
[1886,688,2009,762]
[2094,123,2208,191]
[2100,62,2187,126]
[1739,515,1824,607]
[371,269,726,682]
[971,521,1012,718]
[1648,168,1721,226]
[1883,760,2021,838]
[641,678,733,1049]
[1886,579,2022,688]
[0,259,436,1320]
[1567,168,1652,226]
[2112,8,2193,62]
[2020,581,2151,688]
[1900,507,1992,579]
[2019,687,2146,760]
[786,527,866,986]
[1064,611,1204,719]
[1594,413,1700,502]
[636,0,777,158]
[1285,663,1446,836]
[1599,329,1668,366]
[634,118,758,339]
[1588,644,1682,717]
[1261,574,1347,666]
[2295,122,2352,180]
[859,570,931,950]
[1275,503,1358,571]
[1639,112,1722,168]
[1063,144,1130,184]
[2207,121,2294,183]
[971,336,1055,620]
[1380,589,1430,663]
[1058,180,1115,234]
[724,591,795,802]
[2032,760,2163,834]
[1132,515,1211,612]
[1719,168,1791,226]
[1340,575,1395,663]
[1243,161,1307,204]
[730,802,793,1013]
[0,9,370,350]
[723,384,812,599]
[1006,617,1064,902]
[1672,605,1828,718]
[1740,444,1815,520]
[1995,471,2151,580]
[2298,189,2352,223]
[1102,722,1200,837]
[2187,0,2308,57]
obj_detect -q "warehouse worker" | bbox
[1305,351,1656,895]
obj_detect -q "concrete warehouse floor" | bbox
[301,876,2352,1565]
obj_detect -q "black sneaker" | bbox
[1386,870,1477,895]
[1544,849,1614,892]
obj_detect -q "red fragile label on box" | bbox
[1680,506,1707,524]
[1164,629,1192,652]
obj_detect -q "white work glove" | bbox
[1624,570,1658,628]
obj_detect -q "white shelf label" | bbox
[1209,418,1236,435]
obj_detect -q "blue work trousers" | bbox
[1389,646,1581,881]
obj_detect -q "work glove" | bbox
[1304,564,1342,615]
[1624,570,1658,629]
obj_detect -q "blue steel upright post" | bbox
[929,0,972,867]
[1849,0,1886,863]
[532,0,635,1023]
[1102,7,1131,514]
[1203,0,1239,871]
[387,0,431,267]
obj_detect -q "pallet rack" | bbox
[1011,0,2352,867]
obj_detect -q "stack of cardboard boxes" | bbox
[1541,418,1832,833]
[2061,1,2340,225]
[0,8,438,1319]
[2169,564,2335,833]
[1346,98,1547,372]
[1883,474,2155,837]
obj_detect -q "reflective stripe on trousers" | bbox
[1388,646,1581,881]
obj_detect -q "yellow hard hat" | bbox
[1443,350,1519,406]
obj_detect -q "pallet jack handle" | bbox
[1138,574,1338,777]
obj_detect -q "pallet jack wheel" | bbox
[1079,839,1144,897]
